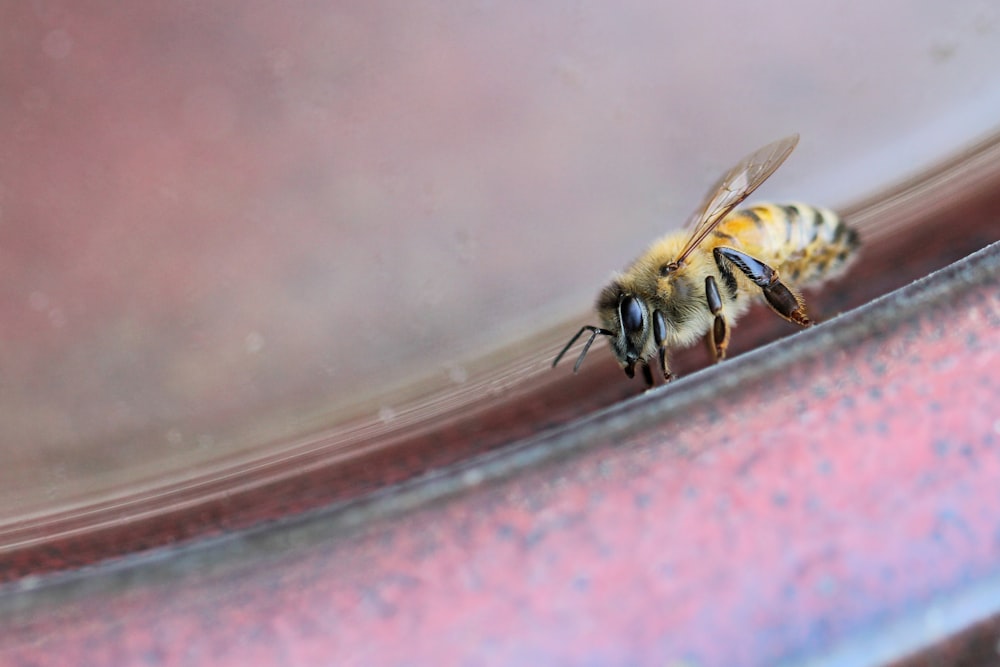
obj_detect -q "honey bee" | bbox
[552,134,860,386]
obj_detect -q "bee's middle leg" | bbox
[640,362,654,387]
[652,309,674,383]
[704,275,729,362]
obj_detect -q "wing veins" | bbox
[674,134,799,266]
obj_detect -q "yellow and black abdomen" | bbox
[714,202,860,288]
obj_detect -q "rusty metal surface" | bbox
[2,236,999,665]
[4,4,1000,664]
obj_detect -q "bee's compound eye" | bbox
[620,295,643,334]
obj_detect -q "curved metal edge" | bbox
[4,239,997,609]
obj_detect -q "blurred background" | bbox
[2,1,1000,553]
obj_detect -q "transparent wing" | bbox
[674,134,799,265]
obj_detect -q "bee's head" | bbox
[597,284,650,379]
[551,281,667,380]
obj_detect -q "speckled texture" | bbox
[4,3,1000,662]
[1,243,999,666]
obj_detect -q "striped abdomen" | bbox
[714,202,860,287]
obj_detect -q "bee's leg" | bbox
[704,275,729,362]
[658,347,673,383]
[640,362,654,388]
[652,309,673,383]
[713,247,811,326]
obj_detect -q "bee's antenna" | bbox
[552,325,613,373]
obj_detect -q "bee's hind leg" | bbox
[713,247,811,327]
[704,275,730,362]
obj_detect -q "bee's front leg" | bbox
[704,275,729,362]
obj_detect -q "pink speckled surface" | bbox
[2,242,998,666]
[4,2,1000,664]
